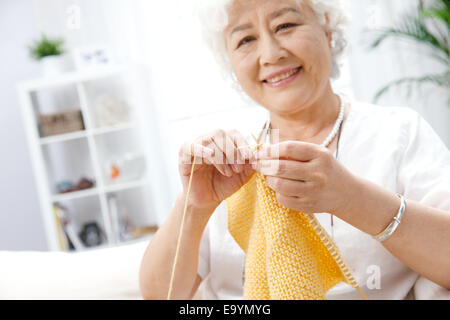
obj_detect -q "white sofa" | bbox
[0,241,149,300]
[0,240,447,300]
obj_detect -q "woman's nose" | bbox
[258,35,287,66]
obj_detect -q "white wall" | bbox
[0,0,47,250]
[348,0,450,147]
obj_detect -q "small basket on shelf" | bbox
[39,109,85,137]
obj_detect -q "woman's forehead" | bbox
[226,0,310,27]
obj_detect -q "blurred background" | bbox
[0,0,448,252]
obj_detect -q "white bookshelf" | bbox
[18,66,163,251]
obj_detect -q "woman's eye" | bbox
[237,36,254,48]
[276,23,297,32]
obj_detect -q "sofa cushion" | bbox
[0,240,148,300]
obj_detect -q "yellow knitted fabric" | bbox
[226,172,361,300]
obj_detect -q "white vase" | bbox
[41,55,72,78]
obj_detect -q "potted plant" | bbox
[29,34,72,77]
[369,0,449,105]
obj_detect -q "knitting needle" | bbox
[167,150,197,300]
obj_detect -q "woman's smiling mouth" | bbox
[263,67,302,88]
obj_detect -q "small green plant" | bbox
[29,34,65,61]
[369,0,450,105]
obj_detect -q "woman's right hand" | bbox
[178,129,256,213]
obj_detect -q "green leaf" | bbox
[369,0,450,105]
[373,71,450,103]
[28,34,65,61]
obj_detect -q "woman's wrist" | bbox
[335,174,401,237]
[176,192,219,224]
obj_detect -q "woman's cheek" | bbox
[238,56,258,84]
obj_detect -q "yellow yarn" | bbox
[226,172,365,300]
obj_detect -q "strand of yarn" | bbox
[167,151,198,300]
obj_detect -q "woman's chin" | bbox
[260,88,312,109]
[264,98,311,115]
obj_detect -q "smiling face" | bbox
[225,0,334,115]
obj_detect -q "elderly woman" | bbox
[140,0,450,300]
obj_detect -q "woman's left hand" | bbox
[252,141,358,215]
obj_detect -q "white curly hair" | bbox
[197,0,349,81]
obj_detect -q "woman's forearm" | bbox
[139,192,215,299]
[337,175,450,289]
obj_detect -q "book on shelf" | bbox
[107,195,121,244]
[53,206,69,251]
[53,204,86,251]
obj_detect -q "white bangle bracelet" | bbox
[373,194,406,243]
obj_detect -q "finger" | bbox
[210,131,236,172]
[227,130,252,174]
[276,193,302,211]
[228,130,253,162]
[191,134,232,177]
[179,142,216,175]
[266,176,309,197]
[256,141,320,162]
[201,144,238,177]
[193,144,232,177]
[202,134,234,177]
[179,141,213,165]
[252,159,311,180]
[225,134,241,171]
[180,146,232,178]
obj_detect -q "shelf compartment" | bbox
[52,187,100,202]
[28,84,90,139]
[40,129,88,145]
[54,196,107,252]
[92,122,135,136]
[105,185,157,244]
[19,66,124,92]
[94,129,147,186]
[80,75,134,129]
[42,138,97,196]
[103,178,147,193]
[39,122,135,145]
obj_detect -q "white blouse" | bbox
[197,100,450,300]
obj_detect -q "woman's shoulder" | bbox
[348,100,424,142]
[350,100,421,125]
[347,99,449,162]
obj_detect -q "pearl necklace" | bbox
[263,95,346,148]
[320,96,346,149]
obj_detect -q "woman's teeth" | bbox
[266,67,301,83]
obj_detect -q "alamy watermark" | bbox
[66,4,81,30]
[366,264,381,290]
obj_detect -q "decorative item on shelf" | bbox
[118,216,132,241]
[56,181,74,194]
[73,45,112,70]
[78,222,106,247]
[108,195,120,244]
[129,225,158,239]
[58,177,95,194]
[107,153,146,183]
[94,94,131,127]
[54,203,85,251]
[107,194,132,243]
[28,34,73,78]
[39,109,85,137]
